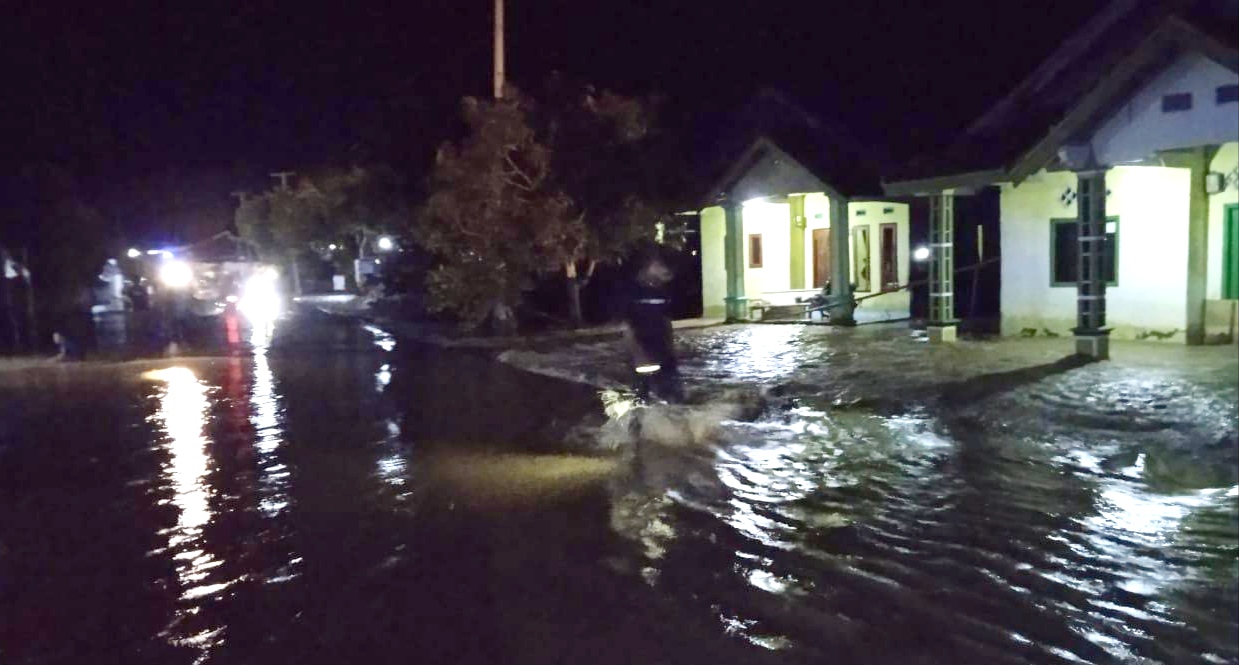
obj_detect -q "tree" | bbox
[1,165,118,346]
[415,93,577,333]
[415,83,682,331]
[235,165,408,293]
[537,79,680,325]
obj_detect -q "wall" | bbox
[741,200,791,303]
[1000,165,1191,339]
[1092,53,1239,164]
[1206,142,1239,300]
[700,206,727,318]
[846,201,911,318]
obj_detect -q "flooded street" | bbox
[2,315,1236,664]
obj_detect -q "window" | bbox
[748,234,763,268]
[1161,92,1192,112]
[1051,217,1118,287]
[1218,84,1239,105]
[852,226,872,291]
[880,223,899,290]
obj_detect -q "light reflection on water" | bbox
[144,367,229,659]
[607,399,1238,663]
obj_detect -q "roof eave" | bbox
[881,169,1008,197]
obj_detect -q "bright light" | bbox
[159,260,193,288]
[147,249,164,256]
[328,243,338,251]
[913,246,931,262]
[635,364,662,374]
[374,258,381,265]
[238,267,281,322]
[377,236,395,251]
[127,248,141,258]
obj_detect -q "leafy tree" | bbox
[415,93,576,332]
[537,79,681,325]
[1,164,118,344]
[235,165,408,292]
[416,82,682,331]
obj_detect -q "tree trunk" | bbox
[21,247,38,350]
[491,301,517,336]
[565,262,583,328]
[290,256,303,296]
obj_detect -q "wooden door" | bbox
[812,228,831,288]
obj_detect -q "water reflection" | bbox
[364,324,397,352]
[251,341,289,517]
[144,367,228,660]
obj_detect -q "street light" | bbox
[913,246,931,262]
[328,243,338,251]
[127,248,141,259]
[159,260,193,288]
[377,236,395,252]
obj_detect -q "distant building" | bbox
[687,90,916,323]
[885,0,1239,355]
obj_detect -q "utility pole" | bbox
[270,171,295,191]
[493,0,504,100]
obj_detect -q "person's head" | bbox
[635,247,673,286]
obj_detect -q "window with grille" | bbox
[1051,218,1118,286]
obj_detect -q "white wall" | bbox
[846,201,911,317]
[741,200,791,302]
[700,206,727,319]
[1000,165,1192,339]
[1092,53,1239,165]
[1207,142,1239,300]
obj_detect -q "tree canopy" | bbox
[415,82,682,330]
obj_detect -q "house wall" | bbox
[742,200,791,301]
[700,206,727,319]
[1206,141,1239,300]
[697,194,912,321]
[847,201,911,318]
[1092,53,1239,165]
[1000,165,1192,340]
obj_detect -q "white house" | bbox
[692,92,913,323]
[884,0,1239,355]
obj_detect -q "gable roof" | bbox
[689,89,891,206]
[884,0,1239,195]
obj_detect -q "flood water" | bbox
[1,314,1236,664]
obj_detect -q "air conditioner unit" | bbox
[1205,172,1225,194]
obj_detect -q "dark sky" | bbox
[3,1,1107,197]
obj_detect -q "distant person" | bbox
[623,249,683,404]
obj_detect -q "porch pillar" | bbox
[828,195,855,325]
[1185,148,1211,345]
[1074,169,1110,359]
[927,192,957,342]
[723,200,748,321]
[789,195,806,290]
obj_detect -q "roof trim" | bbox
[882,169,1008,197]
[884,9,1239,192]
[1007,15,1239,183]
[701,135,847,205]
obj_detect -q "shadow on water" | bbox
[938,353,1094,407]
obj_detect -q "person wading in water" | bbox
[623,249,684,404]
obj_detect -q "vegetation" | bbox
[416,82,681,332]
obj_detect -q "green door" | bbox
[1226,204,1239,300]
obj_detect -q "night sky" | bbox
[2,0,1107,234]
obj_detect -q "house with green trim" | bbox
[884,0,1239,355]
[689,91,915,324]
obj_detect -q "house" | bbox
[690,91,916,323]
[884,0,1239,356]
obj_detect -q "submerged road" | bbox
[1,309,1236,664]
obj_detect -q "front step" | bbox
[761,304,810,321]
